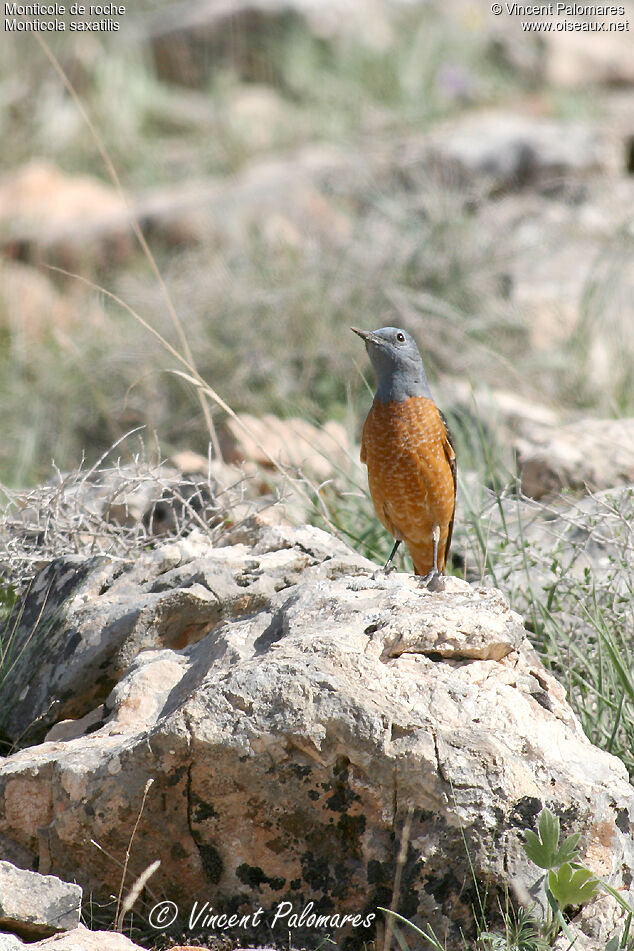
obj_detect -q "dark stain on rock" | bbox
[236,863,285,891]
[254,613,285,653]
[63,631,82,660]
[308,789,319,801]
[300,850,333,893]
[367,858,391,885]
[191,796,218,822]
[530,689,553,711]
[197,843,223,884]
[326,757,360,812]
[166,765,188,787]
[509,796,542,828]
[264,836,287,855]
[170,842,188,860]
[372,839,422,925]
[366,859,395,911]
[279,811,307,839]
[490,805,505,827]
[337,813,366,853]
[616,808,630,834]
[557,802,582,827]
[424,867,462,904]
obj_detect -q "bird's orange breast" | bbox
[360,396,456,574]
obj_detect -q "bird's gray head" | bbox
[351,326,432,403]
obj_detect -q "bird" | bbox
[352,325,456,590]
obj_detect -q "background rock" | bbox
[0,862,81,939]
[0,162,131,267]
[0,935,25,950]
[25,926,148,950]
[220,413,350,483]
[516,417,634,498]
[145,0,394,87]
[427,112,605,191]
[544,29,634,88]
[0,260,105,345]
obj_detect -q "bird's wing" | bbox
[439,410,457,564]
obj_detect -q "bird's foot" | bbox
[372,564,397,581]
[419,569,446,592]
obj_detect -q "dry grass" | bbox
[0,449,247,594]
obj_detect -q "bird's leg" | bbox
[420,525,446,592]
[371,539,401,579]
[383,539,401,573]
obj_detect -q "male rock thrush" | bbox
[352,326,456,590]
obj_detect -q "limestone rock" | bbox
[485,10,634,89]
[0,935,24,950]
[0,556,631,948]
[0,161,131,266]
[0,525,373,745]
[0,162,124,236]
[0,924,209,949]
[220,413,351,484]
[544,29,634,88]
[0,260,104,345]
[27,926,146,949]
[427,112,604,190]
[146,0,394,87]
[516,417,634,498]
[553,892,631,950]
[0,862,81,939]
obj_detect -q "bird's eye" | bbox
[396,332,405,342]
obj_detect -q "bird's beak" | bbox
[351,327,371,341]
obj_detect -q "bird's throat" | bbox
[375,368,432,404]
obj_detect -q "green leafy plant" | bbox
[523,807,595,944]
[523,807,582,873]
[478,903,550,950]
[522,807,633,949]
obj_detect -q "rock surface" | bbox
[0,862,81,939]
[516,417,634,498]
[427,112,605,190]
[220,413,350,483]
[0,520,370,746]
[0,523,632,948]
[21,926,147,949]
[146,0,394,87]
[0,161,132,266]
[0,259,104,345]
[0,935,24,950]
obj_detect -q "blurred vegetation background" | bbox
[0,0,632,487]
